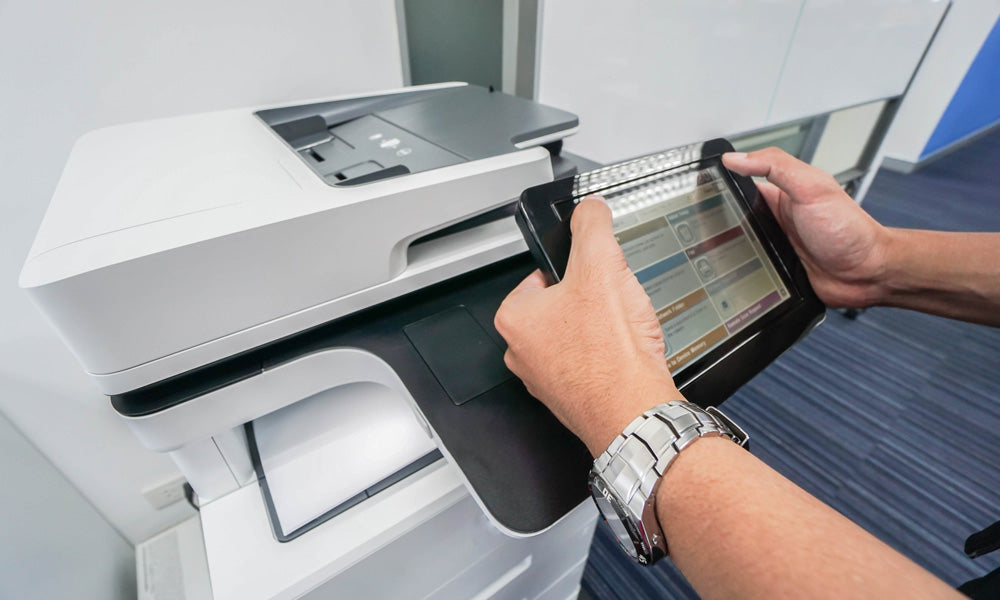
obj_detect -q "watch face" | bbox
[590,476,639,560]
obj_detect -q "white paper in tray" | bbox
[252,382,436,535]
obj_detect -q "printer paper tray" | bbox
[245,380,442,541]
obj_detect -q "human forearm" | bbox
[873,228,1000,326]
[496,197,962,598]
[656,435,962,600]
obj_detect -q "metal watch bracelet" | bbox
[589,401,749,565]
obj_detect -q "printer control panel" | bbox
[257,85,579,187]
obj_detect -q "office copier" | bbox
[20,83,602,599]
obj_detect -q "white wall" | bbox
[536,0,803,164]
[766,0,945,125]
[0,0,403,544]
[537,0,946,166]
[0,413,134,600]
[881,0,1000,164]
[811,100,888,176]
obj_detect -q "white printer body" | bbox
[20,83,598,600]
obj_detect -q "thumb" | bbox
[565,196,628,281]
[723,147,833,203]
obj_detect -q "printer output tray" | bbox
[115,254,593,534]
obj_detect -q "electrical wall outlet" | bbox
[143,476,188,510]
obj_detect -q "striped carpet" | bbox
[580,128,1000,599]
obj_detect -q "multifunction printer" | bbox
[21,83,601,599]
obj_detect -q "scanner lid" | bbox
[257,84,579,187]
[19,84,577,386]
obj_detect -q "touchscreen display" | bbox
[605,164,790,374]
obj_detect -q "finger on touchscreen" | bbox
[566,197,622,279]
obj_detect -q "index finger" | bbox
[723,148,834,203]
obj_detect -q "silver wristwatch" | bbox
[588,401,749,565]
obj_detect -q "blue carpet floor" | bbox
[580,128,1000,598]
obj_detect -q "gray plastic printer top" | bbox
[258,85,579,187]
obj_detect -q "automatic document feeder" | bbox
[21,84,600,599]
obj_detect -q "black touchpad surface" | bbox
[404,306,513,405]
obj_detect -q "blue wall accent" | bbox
[922,15,1000,158]
[920,19,1000,158]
